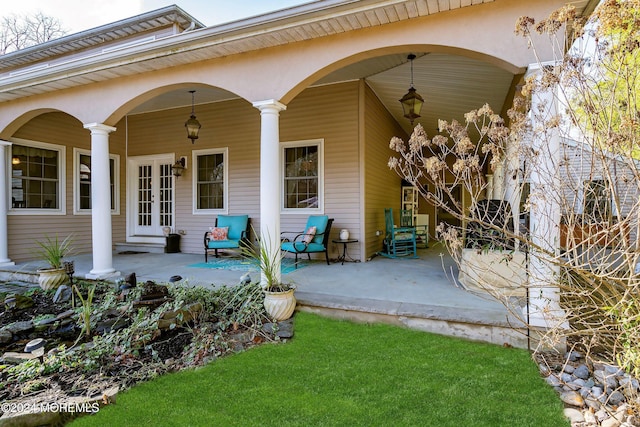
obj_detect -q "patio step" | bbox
[0,267,39,284]
[115,242,166,254]
[295,291,530,349]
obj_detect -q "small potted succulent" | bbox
[34,234,73,290]
[241,232,296,321]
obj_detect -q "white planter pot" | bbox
[339,229,350,240]
[263,288,296,321]
[458,248,527,297]
[37,267,67,290]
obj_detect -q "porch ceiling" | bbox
[129,51,515,137]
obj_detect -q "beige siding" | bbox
[126,98,261,255]
[124,82,360,260]
[363,83,408,258]
[281,82,360,260]
[8,112,127,263]
[7,82,398,264]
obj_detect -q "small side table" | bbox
[332,239,359,265]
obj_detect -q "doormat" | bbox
[187,257,306,275]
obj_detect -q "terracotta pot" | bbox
[263,288,296,321]
[37,267,67,290]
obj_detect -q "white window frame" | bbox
[8,138,66,215]
[73,148,120,215]
[281,139,324,214]
[192,147,228,215]
[581,178,615,221]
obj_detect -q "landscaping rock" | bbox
[53,285,72,303]
[4,321,33,336]
[1,351,38,364]
[607,390,625,406]
[563,408,584,424]
[0,329,12,344]
[546,374,562,388]
[95,318,129,334]
[565,351,582,362]
[594,370,618,390]
[0,407,61,427]
[573,364,590,380]
[600,416,622,427]
[262,321,294,339]
[560,390,584,407]
[55,309,75,321]
[4,293,34,310]
[158,303,202,330]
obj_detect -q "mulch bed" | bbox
[0,282,280,418]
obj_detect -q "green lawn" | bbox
[71,312,567,427]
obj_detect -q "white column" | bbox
[253,100,286,287]
[492,162,505,200]
[485,174,493,199]
[83,123,119,279]
[0,140,14,265]
[525,64,565,331]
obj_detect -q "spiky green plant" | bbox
[34,234,73,269]
[240,229,292,292]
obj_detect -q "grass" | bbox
[71,312,568,427]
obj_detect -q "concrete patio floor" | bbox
[0,246,530,348]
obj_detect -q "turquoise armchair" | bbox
[281,215,334,268]
[203,215,250,261]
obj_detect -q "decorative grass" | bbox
[71,312,567,427]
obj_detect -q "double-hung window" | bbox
[73,148,119,214]
[282,139,323,212]
[583,179,611,223]
[10,139,65,213]
[193,148,227,213]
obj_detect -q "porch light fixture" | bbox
[171,157,186,178]
[399,54,424,126]
[185,90,201,143]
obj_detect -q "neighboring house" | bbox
[0,1,599,283]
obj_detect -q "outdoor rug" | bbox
[187,257,306,275]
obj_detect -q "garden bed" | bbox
[0,278,286,425]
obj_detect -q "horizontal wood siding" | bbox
[281,82,360,260]
[126,99,261,255]
[363,83,408,258]
[7,83,360,263]
[125,82,359,260]
[8,112,127,263]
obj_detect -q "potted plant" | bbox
[241,233,296,321]
[34,234,73,290]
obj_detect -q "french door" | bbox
[129,155,174,237]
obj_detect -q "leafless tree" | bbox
[0,11,66,55]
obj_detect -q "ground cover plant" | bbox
[0,277,276,421]
[70,312,568,427]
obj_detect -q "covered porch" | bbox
[0,247,528,348]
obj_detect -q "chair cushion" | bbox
[207,239,241,249]
[305,216,329,244]
[302,226,317,244]
[216,215,248,240]
[281,241,325,254]
[210,227,228,241]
